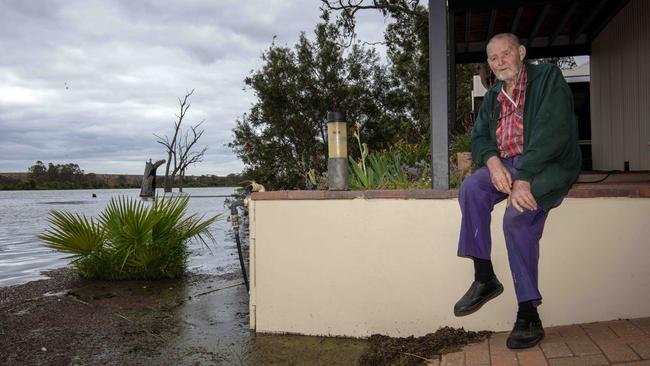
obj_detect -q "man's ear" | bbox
[518,45,526,61]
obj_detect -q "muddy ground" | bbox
[0,269,488,365]
[0,268,369,365]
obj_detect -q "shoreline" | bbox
[0,268,252,365]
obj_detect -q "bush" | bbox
[39,195,220,280]
[390,139,430,167]
[450,129,472,157]
[449,117,476,188]
[348,121,431,190]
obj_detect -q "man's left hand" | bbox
[509,180,538,212]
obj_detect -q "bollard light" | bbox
[327,111,348,190]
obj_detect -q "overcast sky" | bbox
[0,0,388,175]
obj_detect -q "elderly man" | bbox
[453,33,581,349]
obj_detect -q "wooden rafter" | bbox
[571,0,608,43]
[486,9,497,40]
[465,10,471,51]
[510,7,523,34]
[549,1,579,46]
[588,0,632,41]
[525,3,551,47]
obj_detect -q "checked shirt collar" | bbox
[496,64,527,158]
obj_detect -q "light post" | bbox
[327,111,348,190]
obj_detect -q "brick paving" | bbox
[427,318,650,366]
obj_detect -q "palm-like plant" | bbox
[39,195,220,280]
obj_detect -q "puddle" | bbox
[249,333,368,365]
[125,275,370,365]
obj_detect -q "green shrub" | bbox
[39,195,220,280]
[348,140,430,190]
[389,139,430,167]
[450,128,472,156]
[348,150,396,190]
[347,120,433,190]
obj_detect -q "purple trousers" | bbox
[457,156,550,303]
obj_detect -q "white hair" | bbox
[487,33,521,50]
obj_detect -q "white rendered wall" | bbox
[249,197,650,337]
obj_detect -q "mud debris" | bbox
[359,327,492,366]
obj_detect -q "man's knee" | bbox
[503,206,526,226]
[460,173,479,196]
[460,168,488,195]
[503,207,546,236]
[503,207,528,230]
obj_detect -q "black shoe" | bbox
[453,278,504,317]
[506,318,545,349]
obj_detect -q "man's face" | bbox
[486,38,525,84]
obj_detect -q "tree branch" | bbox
[321,0,424,19]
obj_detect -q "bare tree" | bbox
[155,89,208,192]
[175,122,207,192]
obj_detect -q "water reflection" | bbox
[149,275,368,365]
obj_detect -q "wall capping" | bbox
[252,181,650,200]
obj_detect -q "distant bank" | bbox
[0,172,244,190]
[1,172,142,185]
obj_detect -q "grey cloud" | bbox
[0,0,388,175]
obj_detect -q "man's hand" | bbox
[509,180,538,212]
[486,156,512,194]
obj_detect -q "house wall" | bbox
[591,0,650,171]
[248,196,650,337]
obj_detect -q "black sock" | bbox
[517,301,540,322]
[473,257,495,283]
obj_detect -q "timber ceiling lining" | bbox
[450,0,631,63]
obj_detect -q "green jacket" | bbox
[471,63,582,211]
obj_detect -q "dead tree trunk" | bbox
[156,90,195,193]
[178,168,185,193]
[139,159,166,197]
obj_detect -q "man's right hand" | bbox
[486,156,512,194]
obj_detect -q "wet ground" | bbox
[0,268,490,365]
[0,188,381,364]
[0,188,378,364]
[0,268,371,365]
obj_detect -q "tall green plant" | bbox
[39,195,220,280]
[349,121,430,190]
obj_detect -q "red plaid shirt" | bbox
[496,65,527,158]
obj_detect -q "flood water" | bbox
[0,187,370,364]
[0,187,242,287]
